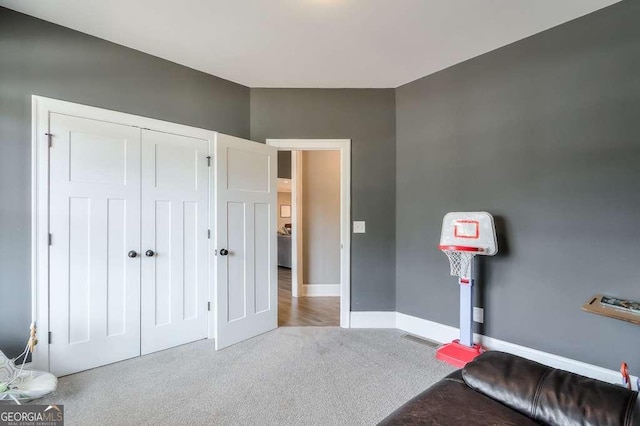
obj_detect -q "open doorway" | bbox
[268,139,351,328]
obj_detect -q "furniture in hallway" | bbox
[379,351,640,426]
[277,234,292,268]
[278,267,339,326]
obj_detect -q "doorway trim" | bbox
[291,151,303,298]
[266,139,351,328]
[31,96,217,371]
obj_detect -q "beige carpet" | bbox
[38,327,455,425]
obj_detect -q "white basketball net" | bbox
[441,250,477,279]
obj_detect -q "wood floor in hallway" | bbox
[278,267,340,326]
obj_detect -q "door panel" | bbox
[68,197,90,344]
[140,129,209,355]
[226,202,246,322]
[226,148,270,192]
[254,203,271,314]
[49,114,141,376]
[215,134,277,349]
[106,198,127,336]
[153,200,173,327]
[68,132,127,185]
[183,201,199,320]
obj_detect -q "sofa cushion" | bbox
[462,351,640,426]
[378,371,540,426]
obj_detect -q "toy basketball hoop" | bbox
[439,246,482,279]
[436,212,497,368]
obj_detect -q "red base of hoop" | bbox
[436,340,484,368]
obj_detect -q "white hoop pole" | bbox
[459,258,474,347]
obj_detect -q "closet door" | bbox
[214,133,277,349]
[140,129,209,355]
[49,114,141,376]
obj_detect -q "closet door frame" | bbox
[32,96,217,372]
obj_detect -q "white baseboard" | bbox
[350,311,397,328]
[351,311,638,390]
[396,312,459,343]
[300,284,340,297]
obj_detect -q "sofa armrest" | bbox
[462,351,640,426]
[379,371,539,426]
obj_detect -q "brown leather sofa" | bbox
[380,351,640,426]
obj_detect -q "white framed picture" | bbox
[280,204,291,218]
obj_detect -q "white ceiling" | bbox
[1,0,620,88]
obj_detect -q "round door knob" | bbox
[219,248,229,256]
[128,250,138,258]
[145,250,155,257]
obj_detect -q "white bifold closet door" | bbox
[140,129,209,355]
[49,114,142,376]
[49,114,209,376]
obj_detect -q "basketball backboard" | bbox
[439,212,498,256]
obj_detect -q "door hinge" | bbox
[207,302,211,311]
[206,156,211,167]
[48,233,52,246]
[207,229,211,239]
[48,331,52,344]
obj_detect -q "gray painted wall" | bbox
[396,0,640,374]
[278,151,292,179]
[251,89,396,311]
[302,151,341,286]
[0,8,250,357]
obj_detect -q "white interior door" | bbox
[49,114,141,376]
[215,134,277,349]
[140,129,209,355]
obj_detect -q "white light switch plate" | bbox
[353,221,366,233]
[473,307,484,323]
